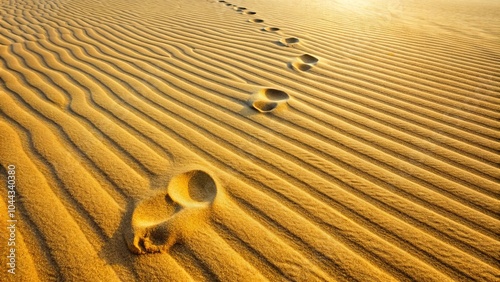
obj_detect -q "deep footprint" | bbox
[248,88,290,113]
[291,54,319,71]
[244,11,257,15]
[125,170,218,254]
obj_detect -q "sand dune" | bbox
[1,0,499,280]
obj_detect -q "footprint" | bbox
[247,88,290,113]
[125,170,218,254]
[243,11,257,15]
[252,100,279,112]
[279,37,300,47]
[290,54,319,71]
[248,18,264,23]
[262,27,280,32]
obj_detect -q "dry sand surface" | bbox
[1,0,499,280]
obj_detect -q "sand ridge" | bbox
[1,0,500,280]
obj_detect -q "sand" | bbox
[0,0,499,280]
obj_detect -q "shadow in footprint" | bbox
[247,88,290,113]
[290,54,319,71]
[243,11,257,15]
[125,170,218,254]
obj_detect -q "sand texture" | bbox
[1,0,499,280]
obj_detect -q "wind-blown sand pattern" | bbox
[1,0,499,280]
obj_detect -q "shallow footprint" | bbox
[243,11,257,15]
[262,27,280,32]
[125,170,218,254]
[248,88,290,113]
[291,54,319,71]
[248,18,264,23]
[279,37,300,47]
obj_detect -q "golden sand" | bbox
[1,0,499,280]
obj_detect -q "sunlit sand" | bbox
[1,0,499,280]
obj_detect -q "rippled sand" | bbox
[0,0,499,280]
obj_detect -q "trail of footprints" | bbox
[126,0,320,256]
[217,0,319,113]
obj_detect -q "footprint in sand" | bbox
[125,170,218,254]
[243,11,257,15]
[248,18,264,23]
[278,37,300,47]
[248,88,290,113]
[262,27,280,32]
[290,54,319,71]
